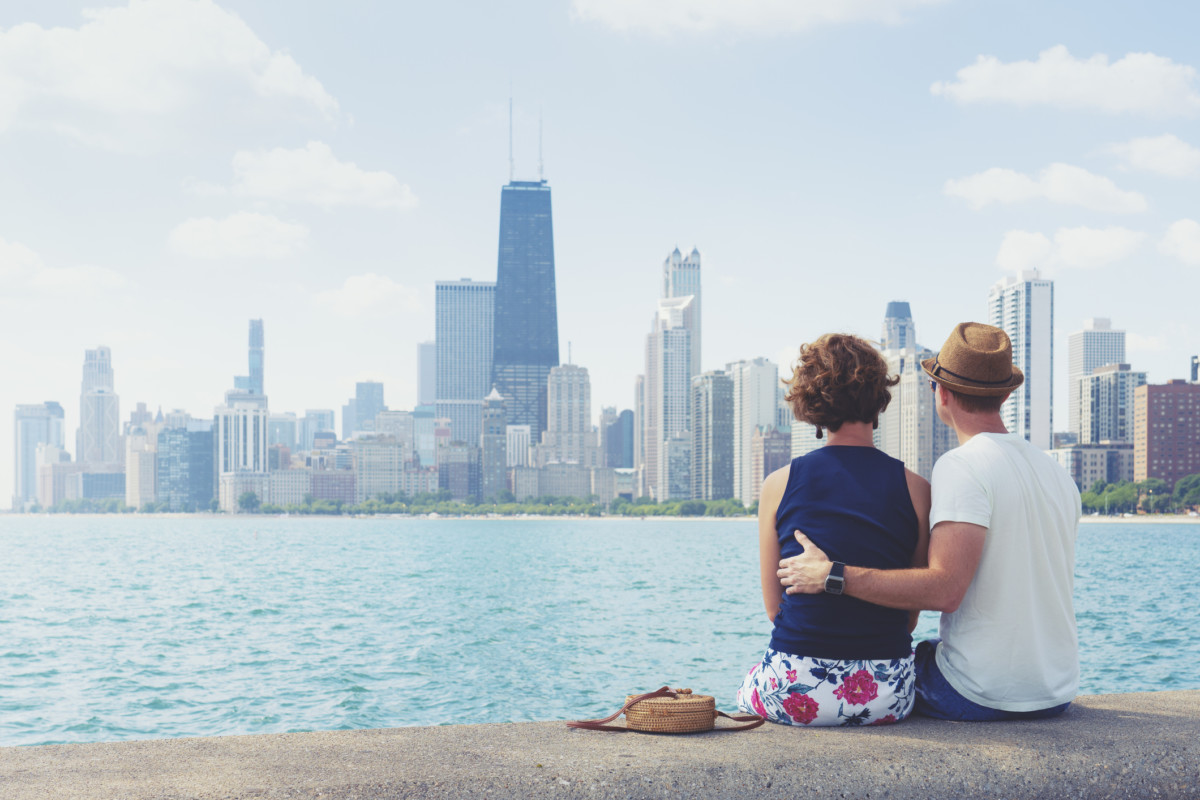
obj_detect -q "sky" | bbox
[3,0,1200,507]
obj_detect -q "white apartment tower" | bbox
[642,297,694,500]
[988,271,1054,451]
[1067,318,1126,439]
[215,390,269,475]
[662,247,702,377]
[1079,364,1146,445]
[728,357,779,506]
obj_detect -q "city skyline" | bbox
[4,0,1200,506]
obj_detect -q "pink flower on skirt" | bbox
[781,692,819,725]
[769,677,777,689]
[785,669,798,683]
[833,669,879,706]
[750,688,767,717]
[870,714,898,726]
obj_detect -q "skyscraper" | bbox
[480,388,508,500]
[877,304,955,480]
[663,247,702,377]
[156,420,214,512]
[215,390,268,475]
[343,381,386,438]
[13,401,65,511]
[234,319,265,396]
[536,364,598,466]
[492,180,559,437]
[1134,381,1200,488]
[642,297,694,500]
[77,347,121,467]
[1079,364,1145,445]
[988,271,1054,450]
[728,358,779,506]
[881,301,916,351]
[435,279,495,444]
[691,370,733,501]
[1067,318,1125,439]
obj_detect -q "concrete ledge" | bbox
[2,691,1198,799]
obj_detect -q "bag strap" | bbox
[566,686,677,731]
[714,709,766,731]
[565,687,765,733]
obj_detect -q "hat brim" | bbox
[921,357,1024,397]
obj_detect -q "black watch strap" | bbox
[824,561,846,595]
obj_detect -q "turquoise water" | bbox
[1,516,1197,746]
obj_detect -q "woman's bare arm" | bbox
[758,465,789,622]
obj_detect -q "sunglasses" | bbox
[929,379,939,394]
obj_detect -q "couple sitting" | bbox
[737,322,1081,725]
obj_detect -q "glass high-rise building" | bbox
[156,421,214,512]
[13,401,65,511]
[436,279,495,444]
[492,180,559,437]
[234,319,265,396]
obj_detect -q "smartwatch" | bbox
[824,561,846,595]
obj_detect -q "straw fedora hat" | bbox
[921,322,1024,397]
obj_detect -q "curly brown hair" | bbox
[784,333,898,437]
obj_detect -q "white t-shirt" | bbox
[930,432,1081,711]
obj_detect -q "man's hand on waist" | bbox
[777,531,831,595]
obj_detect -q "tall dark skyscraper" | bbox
[492,180,559,436]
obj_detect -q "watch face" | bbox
[825,575,845,595]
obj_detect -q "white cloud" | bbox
[1104,134,1200,177]
[0,0,338,143]
[1054,227,1145,268]
[1,235,129,292]
[1160,219,1200,265]
[571,0,947,35]
[931,46,1200,115]
[168,212,308,259]
[231,141,417,210]
[996,227,1144,273]
[945,163,1146,213]
[313,273,423,317]
[995,231,1053,273]
[0,236,42,280]
[26,264,129,292]
[1127,332,1167,354]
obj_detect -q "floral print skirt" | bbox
[736,647,916,727]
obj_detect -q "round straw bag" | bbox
[566,687,763,734]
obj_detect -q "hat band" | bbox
[931,358,1014,386]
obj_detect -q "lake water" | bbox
[1,516,1197,746]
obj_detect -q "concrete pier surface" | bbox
[2,690,1197,799]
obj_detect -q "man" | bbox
[777,322,1081,720]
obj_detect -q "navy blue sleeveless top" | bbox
[770,446,918,660]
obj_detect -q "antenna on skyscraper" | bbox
[568,341,572,365]
[538,108,544,181]
[508,92,514,183]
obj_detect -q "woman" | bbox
[736,333,930,727]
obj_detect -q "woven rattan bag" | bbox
[566,687,764,733]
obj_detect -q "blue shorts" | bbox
[913,639,1071,721]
